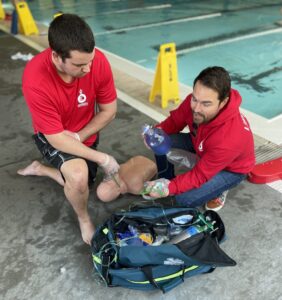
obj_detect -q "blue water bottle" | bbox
[168,225,206,244]
[142,124,171,155]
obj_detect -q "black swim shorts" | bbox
[33,132,99,183]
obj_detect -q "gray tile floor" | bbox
[0,30,281,300]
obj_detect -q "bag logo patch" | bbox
[164,258,184,265]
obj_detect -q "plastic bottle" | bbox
[166,149,197,170]
[168,225,206,244]
[142,124,171,156]
[169,224,184,236]
[151,235,167,246]
[141,124,197,170]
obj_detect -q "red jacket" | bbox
[158,89,255,195]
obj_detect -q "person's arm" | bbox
[144,142,240,198]
[76,101,117,142]
[74,50,117,142]
[44,131,119,174]
[23,86,118,173]
[144,147,236,199]
[157,95,192,134]
[168,146,239,195]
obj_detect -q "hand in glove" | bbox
[142,178,170,198]
[99,154,120,176]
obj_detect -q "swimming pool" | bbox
[7,0,282,119]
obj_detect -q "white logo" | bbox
[77,89,87,103]
[198,140,204,152]
[164,258,184,265]
[240,113,250,131]
[77,89,88,107]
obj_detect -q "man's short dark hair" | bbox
[48,14,95,61]
[193,66,231,102]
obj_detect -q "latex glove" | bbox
[142,178,170,198]
[99,154,120,176]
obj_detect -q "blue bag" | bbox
[91,205,236,293]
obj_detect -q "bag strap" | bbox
[128,203,169,212]
[141,266,165,293]
[141,265,190,293]
[180,265,185,281]
[101,255,111,285]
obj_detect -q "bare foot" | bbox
[78,218,95,245]
[17,160,42,176]
[17,160,64,186]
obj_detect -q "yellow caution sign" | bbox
[0,0,5,20]
[149,43,180,109]
[16,1,39,35]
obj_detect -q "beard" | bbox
[192,112,206,124]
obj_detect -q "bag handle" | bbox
[141,265,189,294]
[101,255,111,285]
[161,276,189,293]
[141,266,165,293]
[128,202,169,212]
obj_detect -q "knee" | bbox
[64,162,89,192]
[175,191,208,208]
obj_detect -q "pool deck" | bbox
[0,18,282,300]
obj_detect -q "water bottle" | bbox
[142,124,171,156]
[168,225,206,244]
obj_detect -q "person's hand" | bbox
[99,154,120,176]
[143,178,170,198]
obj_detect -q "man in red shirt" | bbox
[17,14,119,245]
[144,66,255,211]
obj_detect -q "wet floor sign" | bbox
[149,43,180,109]
[0,0,5,20]
[16,1,38,35]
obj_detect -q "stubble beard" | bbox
[193,112,206,124]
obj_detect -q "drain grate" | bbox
[254,134,281,161]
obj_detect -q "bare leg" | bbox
[18,159,94,244]
[17,160,64,186]
[61,159,94,245]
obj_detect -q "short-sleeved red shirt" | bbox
[22,48,117,146]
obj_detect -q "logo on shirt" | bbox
[77,89,88,107]
[240,113,250,131]
[198,140,204,152]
